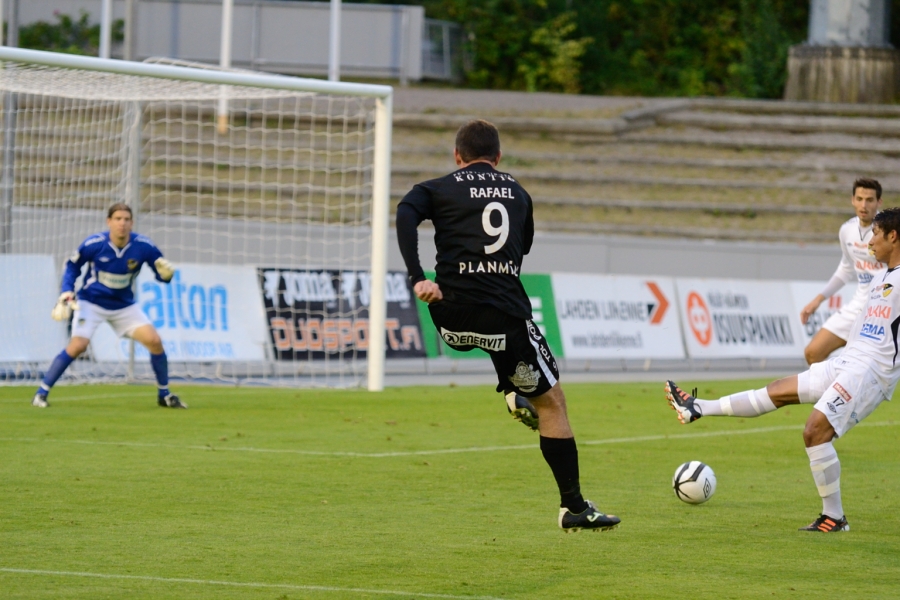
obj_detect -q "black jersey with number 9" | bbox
[398,162,534,319]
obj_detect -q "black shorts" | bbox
[428,300,560,398]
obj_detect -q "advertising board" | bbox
[91,264,268,362]
[553,273,684,359]
[676,278,805,358]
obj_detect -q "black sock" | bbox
[539,436,588,513]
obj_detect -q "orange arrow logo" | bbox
[646,282,669,325]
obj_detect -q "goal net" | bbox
[0,48,394,390]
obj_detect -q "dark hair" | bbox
[853,178,882,199]
[874,207,900,238]
[107,203,133,219]
[455,120,500,163]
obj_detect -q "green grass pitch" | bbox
[1,380,898,600]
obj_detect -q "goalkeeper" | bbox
[32,203,185,409]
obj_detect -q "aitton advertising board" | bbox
[91,264,269,362]
[552,274,684,359]
[676,278,806,358]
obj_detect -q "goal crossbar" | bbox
[0,47,393,99]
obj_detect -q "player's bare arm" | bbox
[800,294,825,325]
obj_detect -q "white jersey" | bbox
[826,217,885,308]
[841,266,900,396]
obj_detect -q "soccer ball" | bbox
[672,461,716,504]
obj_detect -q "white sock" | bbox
[695,388,777,417]
[806,442,843,519]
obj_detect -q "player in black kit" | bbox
[396,120,620,532]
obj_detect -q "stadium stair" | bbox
[390,91,900,241]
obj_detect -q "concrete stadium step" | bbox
[390,89,900,240]
[392,164,854,193]
[657,111,900,137]
[392,144,898,173]
[617,129,900,154]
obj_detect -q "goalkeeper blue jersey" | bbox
[62,232,167,310]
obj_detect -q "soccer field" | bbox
[2,380,898,600]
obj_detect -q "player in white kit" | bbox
[799,178,884,364]
[665,206,900,532]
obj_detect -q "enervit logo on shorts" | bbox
[687,292,712,346]
[439,327,506,351]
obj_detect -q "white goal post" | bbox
[0,47,393,391]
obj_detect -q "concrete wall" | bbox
[397,228,841,283]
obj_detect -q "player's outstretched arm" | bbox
[800,294,825,325]
[153,257,175,282]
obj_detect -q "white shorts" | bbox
[71,300,151,340]
[800,357,888,438]
[821,297,864,340]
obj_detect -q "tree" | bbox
[336,0,811,97]
[19,11,124,56]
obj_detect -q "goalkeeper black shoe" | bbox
[665,380,702,424]
[559,500,620,532]
[505,391,539,431]
[158,394,187,409]
[799,514,849,532]
[32,392,49,408]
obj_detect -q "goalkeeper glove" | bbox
[154,257,175,282]
[51,292,79,321]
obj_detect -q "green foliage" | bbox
[357,0,809,97]
[435,0,593,92]
[356,0,589,91]
[518,12,593,93]
[19,10,124,56]
[730,0,794,98]
[574,0,807,97]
